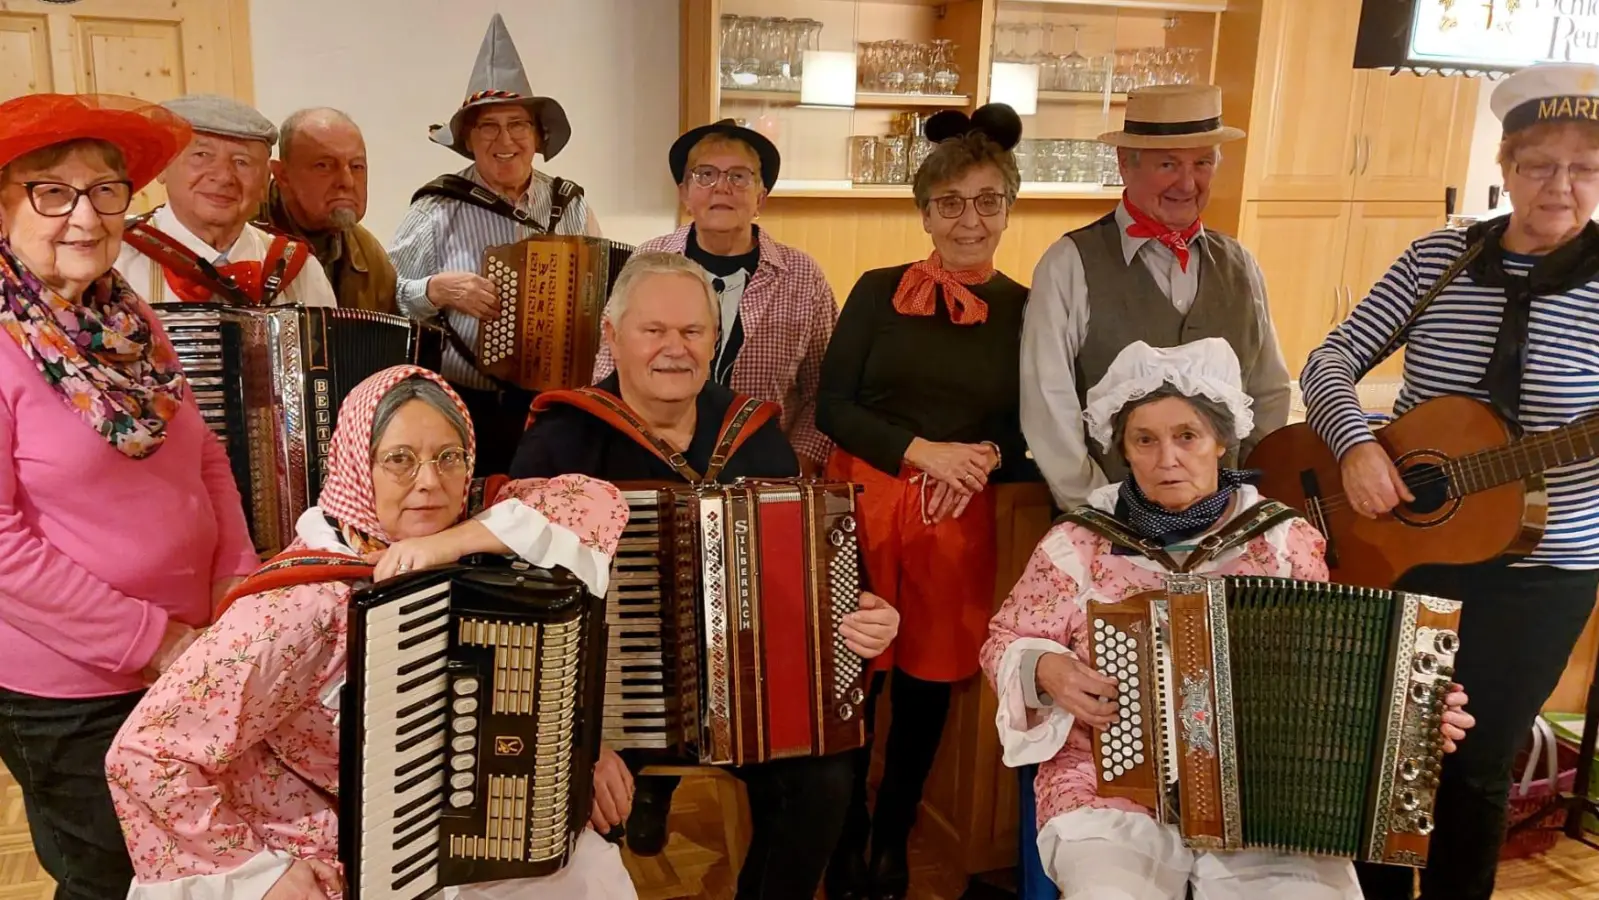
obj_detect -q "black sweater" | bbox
[816,264,1035,481]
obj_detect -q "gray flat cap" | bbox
[160,94,277,145]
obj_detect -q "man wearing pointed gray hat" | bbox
[114,93,337,308]
[391,13,603,475]
[1020,84,1290,512]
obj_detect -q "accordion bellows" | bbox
[606,481,870,766]
[1089,574,1462,867]
[480,235,633,392]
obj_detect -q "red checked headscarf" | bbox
[318,365,476,551]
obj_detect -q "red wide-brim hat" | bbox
[0,94,193,191]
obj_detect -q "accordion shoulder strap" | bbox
[468,474,510,516]
[547,177,585,233]
[123,218,258,307]
[703,397,778,483]
[1058,500,1302,573]
[260,233,311,305]
[412,174,548,232]
[217,551,375,618]
[533,387,705,482]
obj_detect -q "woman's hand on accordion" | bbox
[262,857,343,900]
[1035,651,1121,730]
[841,592,900,659]
[426,271,499,320]
[590,744,634,833]
[1441,682,1475,754]
[365,522,503,582]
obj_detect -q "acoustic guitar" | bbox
[1246,394,1599,588]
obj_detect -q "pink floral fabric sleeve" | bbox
[107,581,347,882]
[477,473,629,597]
[1284,518,1331,582]
[980,527,1085,684]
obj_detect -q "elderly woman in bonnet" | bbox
[981,339,1473,900]
[1299,61,1599,900]
[816,103,1036,900]
[0,93,260,899]
[107,364,637,899]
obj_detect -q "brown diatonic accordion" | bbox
[154,304,444,555]
[1089,574,1462,866]
[479,235,633,392]
[605,481,869,766]
[341,562,606,898]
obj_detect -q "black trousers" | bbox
[452,383,535,477]
[0,688,144,900]
[838,667,955,858]
[628,753,855,900]
[1356,558,1598,900]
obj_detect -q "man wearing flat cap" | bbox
[591,120,837,476]
[1021,84,1290,511]
[391,13,602,475]
[115,93,336,308]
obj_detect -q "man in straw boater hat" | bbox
[392,13,603,475]
[1020,84,1291,512]
[115,94,337,309]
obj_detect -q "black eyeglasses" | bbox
[687,165,758,190]
[930,191,1008,219]
[20,180,134,217]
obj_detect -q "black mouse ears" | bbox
[923,103,1023,150]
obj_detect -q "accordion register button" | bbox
[450,753,474,771]
[450,790,475,809]
[453,697,479,715]
[450,772,474,790]
[451,735,477,753]
[453,715,478,734]
[453,678,479,696]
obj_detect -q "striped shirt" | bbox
[391,165,595,389]
[1301,227,1599,569]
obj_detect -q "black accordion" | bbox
[341,563,606,899]
[1089,574,1462,866]
[155,304,443,554]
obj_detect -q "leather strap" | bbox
[467,474,509,516]
[217,551,375,617]
[531,387,777,484]
[1369,238,1484,365]
[547,177,584,234]
[412,174,584,234]
[123,217,260,307]
[260,233,310,305]
[1059,500,1302,573]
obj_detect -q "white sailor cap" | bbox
[159,94,277,145]
[1491,62,1599,135]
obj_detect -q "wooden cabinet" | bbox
[1343,202,1447,377]
[1356,72,1474,204]
[1241,0,1364,202]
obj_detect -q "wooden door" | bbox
[1342,201,1447,380]
[0,0,253,211]
[1241,0,1364,202]
[1355,72,1475,204]
[1238,200,1350,378]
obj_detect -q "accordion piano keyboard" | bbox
[604,493,672,749]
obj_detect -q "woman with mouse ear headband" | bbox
[817,102,1041,900]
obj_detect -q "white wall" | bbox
[1460,77,1509,220]
[248,0,682,247]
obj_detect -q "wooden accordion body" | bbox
[153,303,443,554]
[479,235,633,392]
[1088,574,1462,867]
[605,480,869,766]
[341,563,606,899]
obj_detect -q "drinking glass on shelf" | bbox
[905,42,930,94]
[719,14,738,87]
[930,39,960,95]
[793,18,822,79]
[850,136,880,184]
[879,135,911,184]
[734,18,761,88]
[1014,139,1037,183]
[758,17,789,88]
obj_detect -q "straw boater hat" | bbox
[1098,84,1245,150]
[1490,62,1599,135]
[429,14,571,160]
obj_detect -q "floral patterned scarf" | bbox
[0,237,186,458]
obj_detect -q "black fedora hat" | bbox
[669,119,781,191]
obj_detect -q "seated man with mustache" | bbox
[509,251,902,900]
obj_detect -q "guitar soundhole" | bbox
[1400,463,1450,515]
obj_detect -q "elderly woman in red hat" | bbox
[0,93,259,899]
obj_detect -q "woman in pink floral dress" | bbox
[105,365,638,900]
[982,340,1474,900]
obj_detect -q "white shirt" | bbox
[115,205,337,307]
[1020,203,1291,510]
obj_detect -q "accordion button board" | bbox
[1086,575,1461,867]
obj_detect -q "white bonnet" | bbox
[1082,338,1254,453]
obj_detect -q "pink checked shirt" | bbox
[592,225,837,467]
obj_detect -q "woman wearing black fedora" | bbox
[592,119,839,477]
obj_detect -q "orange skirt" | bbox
[827,449,998,683]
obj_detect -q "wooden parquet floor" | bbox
[1,765,1594,899]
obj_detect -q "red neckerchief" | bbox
[890,251,994,326]
[1123,194,1203,273]
[163,260,264,303]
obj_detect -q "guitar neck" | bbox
[1449,415,1599,495]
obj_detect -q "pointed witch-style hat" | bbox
[429,13,572,160]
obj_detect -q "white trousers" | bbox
[1039,808,1364,900]
[439,830,638,900]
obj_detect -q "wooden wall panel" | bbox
[0,13,51,100]
[78,18,186,100]
[759,198,1115,301]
